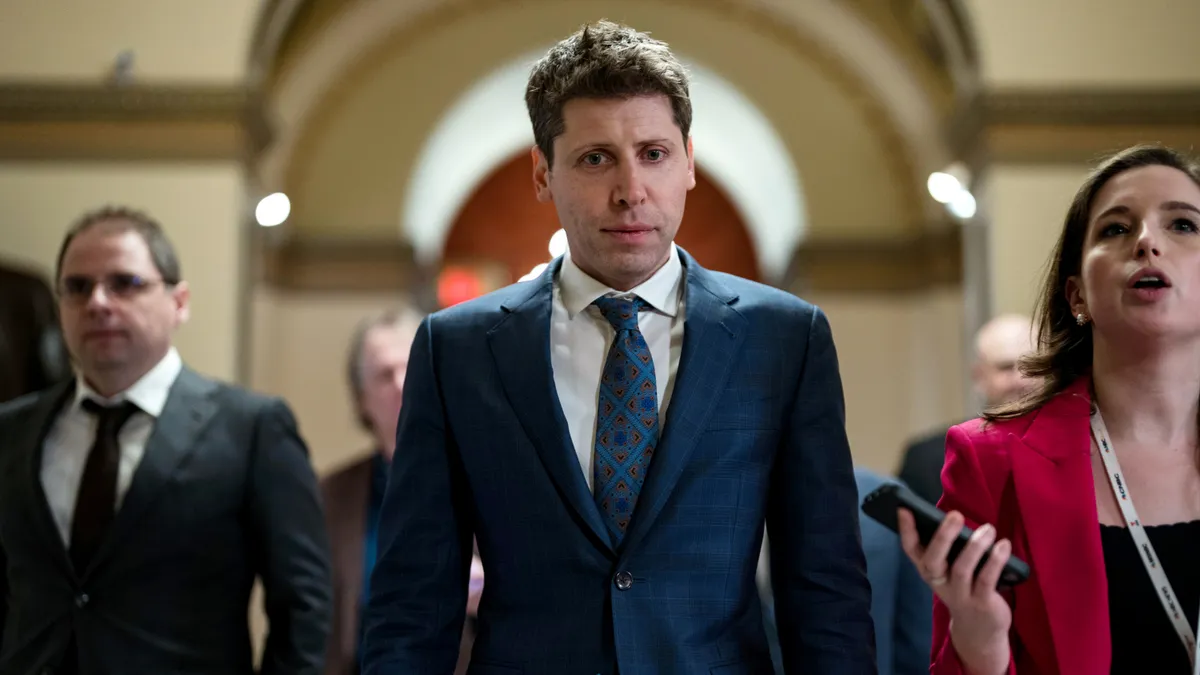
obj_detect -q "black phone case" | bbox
[861,482,1030,589]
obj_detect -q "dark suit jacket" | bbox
[0,261,70,404]
[0,367,333,675]
[852,469,934,675]
[361,249,875,675]
[896,427,951,506]
[320,455,473,675]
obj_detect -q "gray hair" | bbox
[346,306,424,430]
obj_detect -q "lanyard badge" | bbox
[1091,408,1200,671]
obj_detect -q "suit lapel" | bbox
[1010,378,1109,674]
[488,260,615,554]
[88,368,218,573]
[15,380,77,578]
[620,254,746,556]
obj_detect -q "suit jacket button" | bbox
[75,593,89,608]
[614,571,633,591]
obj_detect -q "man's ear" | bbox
[685,136,696,190]
[533,146,553,203]
[171,281,190,325]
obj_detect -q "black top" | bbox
[1102,521,1200,674]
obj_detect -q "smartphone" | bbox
[860,482,1030,589]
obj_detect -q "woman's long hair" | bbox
[984,145,1200,422]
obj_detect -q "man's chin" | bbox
[609,248,669,276]
[82,353,129,372]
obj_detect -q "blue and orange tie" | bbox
[592,295,658,545]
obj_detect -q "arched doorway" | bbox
[442,151,758,286]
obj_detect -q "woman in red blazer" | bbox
[900,144,1200,675]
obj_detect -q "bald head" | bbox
[973,314,1037,407]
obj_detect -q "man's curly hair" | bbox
[525,19,692,166]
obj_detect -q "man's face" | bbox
[57,221,188,390]
[357,323,416,460]
[534,94,695,291]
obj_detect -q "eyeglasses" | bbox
[58,273,172,303]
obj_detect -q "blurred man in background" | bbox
[322,307,481,675]
[896,313,1037,504]
[0,206,331,675]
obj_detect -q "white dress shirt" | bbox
[550,244,686,493]
[41,347,183,545]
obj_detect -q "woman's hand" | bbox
[898,508,1013,675]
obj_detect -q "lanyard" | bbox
[1091,408,1200,671]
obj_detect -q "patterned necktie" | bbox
[72,399,140,573]
[592,295,658,544]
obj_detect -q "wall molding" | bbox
[786,227,962,294]
[257,235,420,292]
[0,83,270,161]
[986,88,1200,127]
[953,87,1200,166]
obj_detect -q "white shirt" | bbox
[550,244,686,493]
[41,347,183,545]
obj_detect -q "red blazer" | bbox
[932,377,1110,674]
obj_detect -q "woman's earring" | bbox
[1076,312,1090,326]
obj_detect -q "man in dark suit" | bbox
[361,20,874,675]
[0,206,332,674]
[0,260,70,403]
[896,313,1036,504]
[321,308,480,675]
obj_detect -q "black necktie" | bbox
[71,399,140,573]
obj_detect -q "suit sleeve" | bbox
[768,307,877,674]
[892,530,935,674]
[360,316,474,675]
[251,399,334,675]
[930,426,1016,675]
[0,535,6,648]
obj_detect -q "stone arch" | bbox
[250,0,985,290]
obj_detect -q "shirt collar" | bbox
[559,243,683,319]
[74,347,183,417]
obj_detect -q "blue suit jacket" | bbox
[853,469,933,675]
[763,470,933,675]
[361,250,875,675]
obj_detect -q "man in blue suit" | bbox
[764,468,933,674]
[361,19,875,675]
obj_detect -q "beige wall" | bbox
[966,0,1200,87]
[965,1,1200,326]
[251,288,402,475]
[0,163,247,383]
[982,166,1091,318]
[810,288,966,474]
[0,0,259,82]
